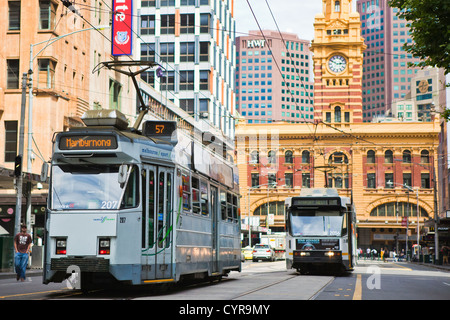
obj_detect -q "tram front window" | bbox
[51,164,138,210]
[289,210,344,237]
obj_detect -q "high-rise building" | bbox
[137,0,237,146]
[235,31,314,124]
[356,0,424,122]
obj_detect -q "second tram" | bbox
[285,188,357,274]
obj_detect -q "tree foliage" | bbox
[389,0,450,120]
[388,0,450,74]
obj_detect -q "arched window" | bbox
[334,106,341,122]
[285,150,293,164]
[370,202,428,218]
[420,150,429,163]
[384,150,393,163]
[367,150,376,164]
[328,152,348,164]
[403,150,411,163]
[302,150,310,164]
[253,201,285,216]
[335,1,341,12]
[268,150,277,164]
[250,151,259,164]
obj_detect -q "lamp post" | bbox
[247,182,277,247]
[403,184,421,259]
[387,181,420,259]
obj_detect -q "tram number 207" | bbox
[101,201,119,209]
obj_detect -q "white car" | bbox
[252,244,275,262]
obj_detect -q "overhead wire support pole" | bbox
[14,71,32,238]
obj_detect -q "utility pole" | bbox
[14,71,32,238]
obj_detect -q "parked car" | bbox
[252,244,275,262]
[241,246,253,260]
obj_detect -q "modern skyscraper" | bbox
[235,30,314,124]
[356,0,424,122]
[138,0,236,144]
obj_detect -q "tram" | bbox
[285,188,357,274]
[43,62,241,290]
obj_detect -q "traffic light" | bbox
[14,155,22,177]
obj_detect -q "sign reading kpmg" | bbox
[112,0,133,56]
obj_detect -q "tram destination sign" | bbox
[59,135,118,150]
[292,198,339,206]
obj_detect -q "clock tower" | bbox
[311,0,366,123]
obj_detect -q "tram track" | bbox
[230,274,298,300]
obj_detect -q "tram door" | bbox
[211,186,219,273]
[141,165,173,280]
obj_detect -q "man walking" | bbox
[14,225,32,281]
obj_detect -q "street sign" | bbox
[401,217,408,227]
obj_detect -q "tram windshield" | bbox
[289,210,344,237]
[51,164,139,211]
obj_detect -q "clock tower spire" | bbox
[311,0,366,123]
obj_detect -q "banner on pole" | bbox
[112,0,133,56]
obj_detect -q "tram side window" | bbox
[148,170,155,248]
[121,165,139,208]
[227,193,233,222]
[233,195,238,220]
[200,180,209,216]
[220,190,227,220]
[192,177,200,214]
[182,172,191,211]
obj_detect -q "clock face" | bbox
[328,55,347,73]
[418,80,429,93]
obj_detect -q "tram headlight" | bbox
[98,238,111,255]
[56,238,67,255]
[324,251,335,257]
[299,252,310,256]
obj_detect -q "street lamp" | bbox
[247,182,277,247]
[387,181,421,259]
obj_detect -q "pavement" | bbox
[0,259,449,280]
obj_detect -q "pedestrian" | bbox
[442,245,449,265]
[366,247,371,260]
[14,224,32,282]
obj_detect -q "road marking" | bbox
[0,289,67,299]
[353,274,362,300]
[390,263,412,271]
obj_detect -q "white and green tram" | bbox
[43,109,241,290]
[285,188,357,274]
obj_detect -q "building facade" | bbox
[236,118,442,252]
[236,0,447,255]
[235,30,314,124]
[0,0,138,257]
[137,0,237,147]
[311,0,366,123]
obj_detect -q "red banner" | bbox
[112,0,133,56]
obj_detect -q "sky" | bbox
[233,0,357,41]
